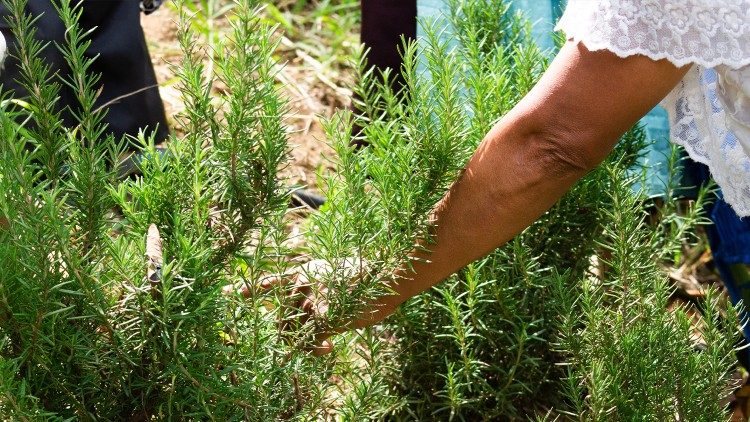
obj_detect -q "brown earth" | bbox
[140,6,345,193]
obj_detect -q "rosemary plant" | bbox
[0,0,739,420]
[307,0,740,420]
[553,161,739,421]
[0,0,346,419]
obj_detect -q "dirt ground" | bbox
[140,6,344,194]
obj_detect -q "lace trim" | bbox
[555,0,750,70]
[556,0,750,217]
[663,67,750,217]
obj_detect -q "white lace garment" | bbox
[556,0,750,217]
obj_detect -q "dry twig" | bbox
[146,224,164,299]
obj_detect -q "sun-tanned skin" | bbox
[253,40,690,355]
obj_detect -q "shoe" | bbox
[290,188,325,210]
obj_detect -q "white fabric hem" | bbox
[559,32,750,71]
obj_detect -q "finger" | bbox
[278,293,310,332]
[221,284,243,296]
[300,298,315,323]
[293,272,313,297]
[259,274,291,290]
[221,283,252,299]
[314,299,329,316]
[295,259,332,290]
[312,339,334,356]
[222,273,290,298]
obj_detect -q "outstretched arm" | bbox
[352,40,689,328]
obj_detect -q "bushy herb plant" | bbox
[0,0,357,419]
[553,164,739,422]
[0,0,740,420]
[307,0,740,420]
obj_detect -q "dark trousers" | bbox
[361,0,417,88]
[0,0,169,145]
[354,0,416,144]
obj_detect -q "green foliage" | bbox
[0,0,344,419]
[168,0,236,79]
[308,0,740,420]
[263,0,359,76]
[553,163,739,421]
[0,0,740,420]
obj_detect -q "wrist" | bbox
[352,290,402,329]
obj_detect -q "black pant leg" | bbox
[353,0,417,146]
[360,0,417,87]
[81,0,169,144]
[0,0,168,146]
[0,1,76,121]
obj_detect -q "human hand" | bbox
[224,258,376,356]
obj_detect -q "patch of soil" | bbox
[140,6,345,193]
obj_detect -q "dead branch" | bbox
[146,224,163,299]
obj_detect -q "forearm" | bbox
[356,113,594,326]
[402,124,583,292]
[353,42,689,328]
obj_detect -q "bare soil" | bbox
[140,6,344,193]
